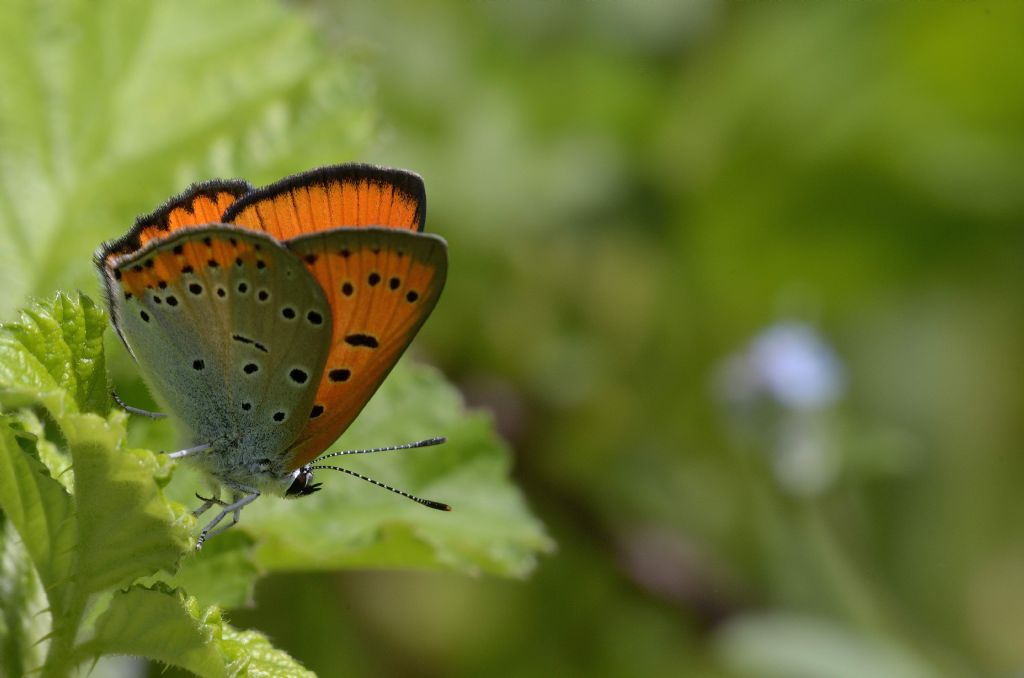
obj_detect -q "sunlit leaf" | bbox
[148,531,261,610]
[84,584,316,678]
[0,515,52,676]
[0,292,109,422]
[84,584,230,678]
[0,421,75,611]
[0,0,373,319]
[244,362,554,578]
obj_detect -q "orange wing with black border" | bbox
[222,164,426,240]
[97,180,252,271]
[283,227,447,469]
[96,179,253,344]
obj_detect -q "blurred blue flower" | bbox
[715,321,846,496]
[747,322,844,411]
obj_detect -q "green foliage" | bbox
[7,0,1020,675]
[267,1,1024,676]
[0,294,549,675]
[0,293,108,418]
[248,364,551,577]
[0,2,550,672]
[0,0,374,320]
[83,584,315,678]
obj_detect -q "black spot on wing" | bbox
[232,335,269,353]
[328,368,351,382]
[344,334,378,348]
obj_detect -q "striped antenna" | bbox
[308,464,451,511]
[308,437,449,511]
[311,436,446,461]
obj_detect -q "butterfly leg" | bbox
[167,443,212,460]
[111,391,167,419]
[191,492,228,518]
[195,490,260,550]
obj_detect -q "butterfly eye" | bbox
[285,468,320,497]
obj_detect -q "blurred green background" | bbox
[4,0,1023,675]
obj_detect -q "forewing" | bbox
[222,164,426,240]
[102,226,332,451]
[283,227,447,469]
[97,180,252,270]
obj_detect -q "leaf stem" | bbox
[39,595,85,678]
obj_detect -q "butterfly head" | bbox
[284,466,323,497]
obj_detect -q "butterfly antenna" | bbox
[312,436,446,461]
[308,463,451,511]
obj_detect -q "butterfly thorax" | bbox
[187,432,299,496]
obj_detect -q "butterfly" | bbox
[96,163,449,549]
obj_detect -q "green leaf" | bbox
[84,584,314,678]
[0,290,310,678]
[0,516,51,677]
[0,0,372,320]
[220,625,316,678]
[7,409,75,493]
[245,362,554,578]
[84,584,229,678]
[147,531,261,610]
[0,292,109,421]
[715,613,933,678]
[68,413,192,594]
[0,420,76,609]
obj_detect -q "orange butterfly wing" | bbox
[222,164,426,239]
[283,228,447,469]
[97,180,252,271]
[96,180,253,346]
